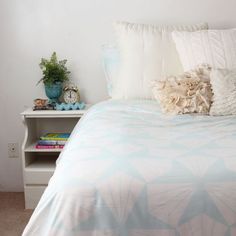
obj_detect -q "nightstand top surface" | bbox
[21,104,91,118]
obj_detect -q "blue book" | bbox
[37,140,67,146]
[40,133,70,141]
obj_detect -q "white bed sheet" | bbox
[23,100,236,236]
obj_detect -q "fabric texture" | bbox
[172,29,236,71]
[23,100,236,236]
[101,44,120,96]
[152,65,213,114]
[210,68,236,116]
[111,21,208,99]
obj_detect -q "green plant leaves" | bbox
[38,52,70,85]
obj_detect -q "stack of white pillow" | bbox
[102,21,236,116]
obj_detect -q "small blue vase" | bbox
[44,82,62,104]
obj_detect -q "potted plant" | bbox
[38,52,70,103]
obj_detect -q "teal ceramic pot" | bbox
[44,82,62,103]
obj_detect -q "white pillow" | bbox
[112,22,208,99]
[210,68,236,116]
[172,29,236,71]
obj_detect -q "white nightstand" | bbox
[21,107,89,209]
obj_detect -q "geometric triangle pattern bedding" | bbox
[23,100,236,236]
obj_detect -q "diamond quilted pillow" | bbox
[210,68,236,116]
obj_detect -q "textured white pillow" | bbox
[172,29,236,71]
[112,22,208,99]
[210,68,236,116]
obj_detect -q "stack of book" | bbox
[36,133,71,149]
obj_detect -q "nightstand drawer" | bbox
[25,170,54,185]
[24,186,46,209]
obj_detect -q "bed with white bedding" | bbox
[23,100,236,236]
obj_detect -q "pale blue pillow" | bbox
[102,44,120,96]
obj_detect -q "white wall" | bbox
[1,0,236,191]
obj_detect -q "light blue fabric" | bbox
[23,100,236,236]
[101,44,120,96]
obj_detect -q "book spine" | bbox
[40,133,70,141]
[40,137,68,141]
[37,140,67,145]
[35,145,64,149]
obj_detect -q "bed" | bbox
[23,100,236,236]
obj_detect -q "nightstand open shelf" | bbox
[24,153,58,170]
[21,107,89,209]
[25,158,56,171]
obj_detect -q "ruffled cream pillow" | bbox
[152,65,213,114]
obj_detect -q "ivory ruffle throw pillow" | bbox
[210,68,236,116]
[152,65,213,114]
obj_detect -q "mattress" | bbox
[23,100,236,236]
